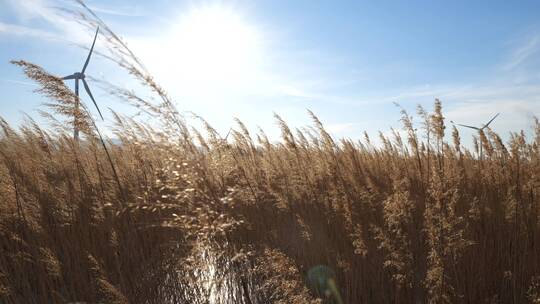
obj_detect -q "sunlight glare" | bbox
[165,5,263,94]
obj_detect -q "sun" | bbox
[163,5,263,93]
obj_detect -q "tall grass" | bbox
[1,3,540,303]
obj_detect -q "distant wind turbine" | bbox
[451,113,500,160]
[451,113,500,131]
[62,26,103,140]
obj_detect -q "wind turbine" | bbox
[62,26,103,140]
[451,113,500,132]
[451,113,500,160]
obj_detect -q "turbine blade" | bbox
[75,78,79,97]
[457,124,480,131]
[483,113,500,129]
[82,79,104,120]
[81,27,99,73]
[224,128,232,140]
[62,74,77,80]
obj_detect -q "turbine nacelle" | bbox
[62,72,85,80]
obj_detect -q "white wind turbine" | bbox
[62,27,103,140]
[452,113,500,132]
[451,113,500,160]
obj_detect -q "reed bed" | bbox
[1,3,539,303]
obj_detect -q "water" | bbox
[161,240,256,304]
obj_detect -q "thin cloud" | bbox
[503,34,540,71]
[85,4,145,17]
[0,21,62,41]
[53,0,146,17]
[0,78,39,87]
[4,0,94,44]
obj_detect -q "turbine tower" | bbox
[62,27,103,140]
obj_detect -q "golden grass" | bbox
[1,4,540,303]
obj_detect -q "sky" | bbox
[1,0,539,144]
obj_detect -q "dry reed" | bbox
[0,3,539,303]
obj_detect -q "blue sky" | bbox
[1,0,539,144]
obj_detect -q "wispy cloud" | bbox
[2,0,97,44]
[0,78,38,87]
[0,21,61,41]
[85,4,145,17]
[503,34,540,71]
